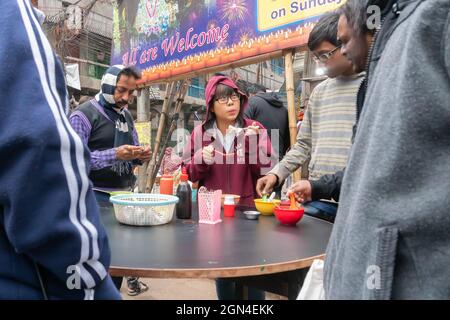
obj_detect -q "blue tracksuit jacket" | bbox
[0,0,120,300]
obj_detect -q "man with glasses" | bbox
[256,12,364,222]
[314,45,341,63]
[69,65,151,296]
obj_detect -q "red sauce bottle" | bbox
[160,171,174,195]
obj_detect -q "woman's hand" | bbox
[202,145,215,165]
[245,122,260,136]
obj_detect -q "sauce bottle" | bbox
[160,170,174,195]
[176,168,192,219]
[223,195,236,218]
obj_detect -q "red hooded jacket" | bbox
[182,76,274,207]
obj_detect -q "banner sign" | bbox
[111,0,346,83]
[135,122,152,145]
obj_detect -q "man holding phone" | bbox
[69,65,151,296]
[70,65,151,202]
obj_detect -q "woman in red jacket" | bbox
[182,75,274,300]
[183,75,274,208]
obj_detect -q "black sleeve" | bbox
[310,169,345,202]
[244,99,257,120]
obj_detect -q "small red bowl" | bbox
[274,205,304,226]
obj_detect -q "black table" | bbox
[101,204,332,299]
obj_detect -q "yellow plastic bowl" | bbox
[254,199,281,216]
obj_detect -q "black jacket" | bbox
[245,92,290,160]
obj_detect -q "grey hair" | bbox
[339,0,375,36]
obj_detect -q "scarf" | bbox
[95,65,134,176]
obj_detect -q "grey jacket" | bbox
[324,0,450,299]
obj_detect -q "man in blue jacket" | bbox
[0,0,120,300]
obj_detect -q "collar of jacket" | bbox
[368,0,422,86]
[354,0,421,139]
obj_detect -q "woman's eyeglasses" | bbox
[313,45,342,63]
[215,93,240,104]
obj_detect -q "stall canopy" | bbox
[111,0,347,84]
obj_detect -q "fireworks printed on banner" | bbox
[218,0,249,25]
[207,19,219,30]
[234,26,255,44]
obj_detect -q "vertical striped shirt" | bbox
[270,73,364,182]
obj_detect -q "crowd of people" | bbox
[0,0,448,300]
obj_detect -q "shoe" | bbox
[127,277,149,296]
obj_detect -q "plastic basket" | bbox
[198,187,222,225]
[109,193,179,226]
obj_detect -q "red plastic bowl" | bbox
[274,205,304,226]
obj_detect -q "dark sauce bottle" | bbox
[176,168,192,219]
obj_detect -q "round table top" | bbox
[101,204,332,278]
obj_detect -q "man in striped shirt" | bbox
[256,12,364,222]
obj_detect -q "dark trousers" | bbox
[216,279,265,300]
[112,277,123,290]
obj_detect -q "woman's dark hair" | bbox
[210,84,245,125]
[214,83,236,100]
[308,12,341,51]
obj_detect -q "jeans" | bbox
[303,201,337,223]
[216,279,265,300]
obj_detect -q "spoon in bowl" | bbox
[289,193,297,210]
